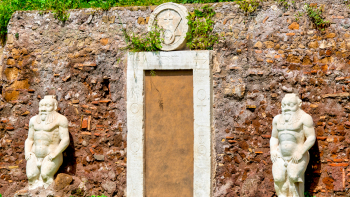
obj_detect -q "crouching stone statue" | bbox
[270,94,316,197]
[25,95,70,189]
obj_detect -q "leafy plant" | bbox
[276,0,295,9]
[277,0,289,9]
[0,0,24,43]
[305,4,329,30]
[237,0,262,14]
[90,0,116,11]
[122,22,163,52]
[304,191,316,197]
[186,5,218,50]
[150,70,156,76]
[295,11,303,21]
[70,187,85,196]
[51,0,71,22]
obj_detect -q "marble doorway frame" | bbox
[127,51,212,197]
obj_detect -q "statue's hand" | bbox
[47,153,56,161]
[291,152,302,163]
[25,152,35,161]
[271,151,279,163]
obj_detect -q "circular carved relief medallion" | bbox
[131,142,140,152]
[197,89,206,101]
[130,103,139,114]
[148,3,189,51]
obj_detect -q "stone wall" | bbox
[1,0,350,196]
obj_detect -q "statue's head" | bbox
[281,93,302,114]
[38,95,58,123]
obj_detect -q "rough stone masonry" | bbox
[1,0,350,196]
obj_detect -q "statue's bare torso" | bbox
[31,114,63,158]
[275,112,306,160]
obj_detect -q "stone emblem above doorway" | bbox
[148,2,189,51]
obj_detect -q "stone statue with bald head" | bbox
[25,95,70,189]
[270,94,316,197]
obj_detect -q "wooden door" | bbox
[145,70,194,197]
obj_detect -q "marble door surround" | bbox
[127,51,212,197]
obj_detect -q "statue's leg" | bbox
[272,157,287,197]
[298,175,305,197]
[26,154,40,184]
[41,153,63,188]
[287,152,309,197]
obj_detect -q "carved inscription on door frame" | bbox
[127,51,212,197]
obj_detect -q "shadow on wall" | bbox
[57,132,76,175]
[305,140,321,195]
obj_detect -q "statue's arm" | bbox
[300,114,316,155]
[49,116,70,160]
[270,115,279,151]
[25,117,35,160]
[270,115,279,162]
